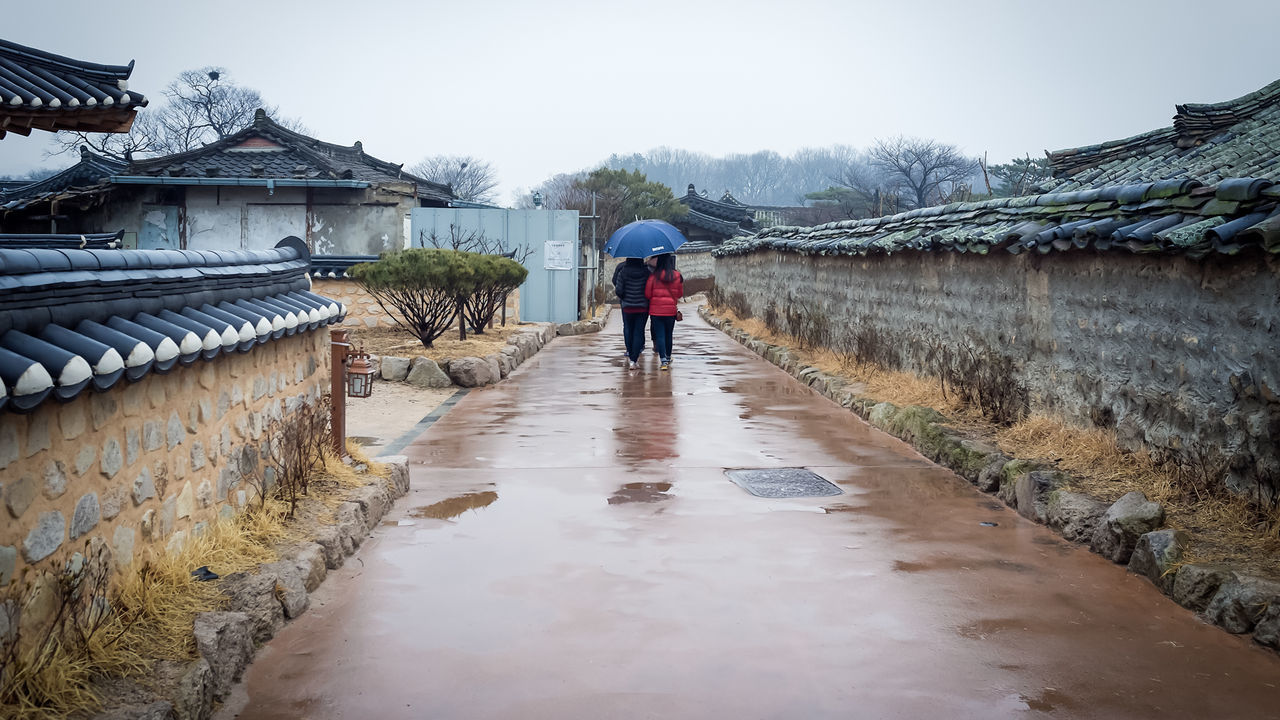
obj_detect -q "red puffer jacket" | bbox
[645,271,683,317]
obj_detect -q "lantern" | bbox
[346,350,375,398]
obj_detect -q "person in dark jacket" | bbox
[612,257,651,369]
[644,253,683,371]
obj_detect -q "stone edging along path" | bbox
[698,306,1280,654]
[91,311,616,718]
[373,309,609,389]
[90,456,411,720]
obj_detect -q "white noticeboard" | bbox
[543,240,574,270]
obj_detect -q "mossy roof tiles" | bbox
[716,79,1280,261]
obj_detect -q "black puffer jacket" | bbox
[612,260,650,310]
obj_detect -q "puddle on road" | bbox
[955,617,1027,640]
[409,491,499,520]
[607,482,673,505]
[892,557,1036,574]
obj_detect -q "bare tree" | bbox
[410,155,500,204]
[830,150,901,217]
[984,154,1052,197]
[868,136,979,209]
[53,67,306,160]
[419,224,534,264]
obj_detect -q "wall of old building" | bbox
[0,332,330,585]
[308,185,417,255]
[714,250,1280,500]
[13,184,420,254]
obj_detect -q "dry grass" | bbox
[2,442,393,718]
[111,508,284,662]
[349,323,526,364]
[720,310,971,419]
[996,416,1280,574]
[706,304,1280,578]
[996,416,1170,502]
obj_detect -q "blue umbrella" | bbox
[604,219,688,258]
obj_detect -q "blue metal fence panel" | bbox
[409,208,580,324]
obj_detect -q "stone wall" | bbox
[601,251,715,296]
[312,278,521,330]
[714,250,1280,500]
[0,332,329,584]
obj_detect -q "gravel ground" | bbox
[344,381,455,456]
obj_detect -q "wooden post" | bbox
[330,329,350,456]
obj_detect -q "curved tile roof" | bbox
[713,178,1280,260]
[0,38,147,138]
[0,146,125,210]
[719,79,1280,262]
[310,254,378,278]
[1044,79,1280,192]
[678,184,753,224]
[125,110,455,203]
[0,237,344,413]
[682,208,750,237]
[0,230,124,249]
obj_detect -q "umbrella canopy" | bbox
[604,219,688,258]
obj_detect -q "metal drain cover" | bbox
[725,468,842,498]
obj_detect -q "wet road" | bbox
[224,308,1280,719]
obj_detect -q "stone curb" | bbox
[374,322,558,389]
[91,456,412,720]
[698,306,1280,653]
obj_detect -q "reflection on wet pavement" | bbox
[409,491,499,520]
[607,482,673,505]
[225,307,1280,720]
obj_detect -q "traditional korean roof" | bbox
[1044,79,1280,191]
[0,111,457,210]
[310,254,377,278]
[0,230,123,249]
[678,184,753,224]
[0,146,125,212]
[676,238,719,254]
[713,177,1280,259]
[681,208,749,238]
[0,237,345,413]
[717,79,1280,261]
[122,110,455,203]
[0,38,147,138]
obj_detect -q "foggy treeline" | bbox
[601,146,863,207]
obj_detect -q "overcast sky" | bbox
[2,0,1278,204]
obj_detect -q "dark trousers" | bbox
[650,315,676,361]
[622,311,649,361]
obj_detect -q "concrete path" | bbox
[224,308,1280,719]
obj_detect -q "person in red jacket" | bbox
[644,253,683,371]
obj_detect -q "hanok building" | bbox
[672,183,755,253]
[1,110,456,254]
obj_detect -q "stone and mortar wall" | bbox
[715,251,1280,499]
[602,251,715,296]
[701,307,1280,652]
[312,277,521,330]
[0,332,329,585]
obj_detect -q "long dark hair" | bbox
[655,253,678,282]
